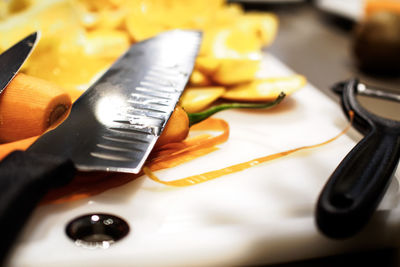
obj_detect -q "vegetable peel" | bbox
[144,111,354,187]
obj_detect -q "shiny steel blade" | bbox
[28,30,202,173]
[357,83,400,103]
[333,80,400,103]
[0,32,39,95]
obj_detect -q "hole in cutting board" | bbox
[66,213,130,249]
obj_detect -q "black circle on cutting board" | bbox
[65,213,130,249]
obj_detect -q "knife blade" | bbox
[0,32,39,95]
[0,30,201,261]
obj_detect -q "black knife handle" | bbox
[316,129,400,238]
[0,150,76,263]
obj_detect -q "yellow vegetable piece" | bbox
[124,3,167,42]
[0,0,131,91]
[195,57,220,75]
[0,0,284,102]
[222,75,306,101]
[74,0,126,11]
[26,38,115,91]
[236,12,279,47]
[0,0,82,51]
[125,0,225,42]
[197,3,244,56]
[96,9,127,30]
[77,10,98,29]
[77,7,127,30]
[26,31,117,91]
[180,86,226,113]
[189,69,212,87]
[212,3,244,27]
[0,0,100,90]
[212,58,261,85]
[208,27,263,59]
[84,29,130,58]
[200,9,278,58]
[26,49,113,92]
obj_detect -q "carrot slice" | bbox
[144,112,354,187]
[0,73,71,143]
[222,75,306,102]
[180,86,226,113]
[155,106,190,148]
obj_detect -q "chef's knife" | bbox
[0,30,201,261]
[0,32,39,95]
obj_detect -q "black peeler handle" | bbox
[316,79,400,238]
[316,129,400,238]
[0,150,76,263]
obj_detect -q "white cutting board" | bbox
[7,54,400,266]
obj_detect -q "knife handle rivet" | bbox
[65,213,130,249]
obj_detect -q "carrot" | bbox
[0,73,72,143]
[155,105,189,148]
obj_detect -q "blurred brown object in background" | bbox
[353,10,400,75]
[365,0,400,16]
[353,0,400,75]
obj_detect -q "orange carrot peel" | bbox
[143,111,354,187]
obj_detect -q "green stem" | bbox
[187,92,286,127]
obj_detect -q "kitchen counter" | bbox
[239,1,400,266]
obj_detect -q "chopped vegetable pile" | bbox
[0,0,313,202]
[0,0,305,108]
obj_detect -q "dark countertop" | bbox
[266,1,400,91]
[245,2,400,119]
[237,1,400,266]
[265,1,399,119]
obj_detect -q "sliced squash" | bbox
[222,75,306,102]
[181,86,226,113]
[212,58,262,85]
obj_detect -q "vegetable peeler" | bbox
[316,78,400,239]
